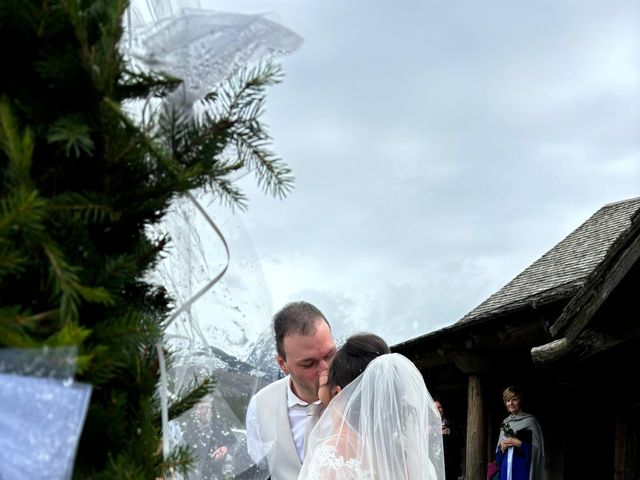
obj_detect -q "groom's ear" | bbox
[277,355,289,375]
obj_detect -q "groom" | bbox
[246,301,335,480]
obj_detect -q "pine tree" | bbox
[0,1,292,477]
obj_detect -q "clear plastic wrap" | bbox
[121,1,302,476]
[0,347,92,480]
[149,193,275,479]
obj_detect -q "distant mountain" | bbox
[169,343,273,410]
[245,327,281,383]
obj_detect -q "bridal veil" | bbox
[300,353,445,480]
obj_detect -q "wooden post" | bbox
[465,374,486,480]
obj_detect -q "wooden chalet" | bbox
[394,197,640,480]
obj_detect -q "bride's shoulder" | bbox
[305,442,372,480]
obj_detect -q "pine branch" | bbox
[92,310,164,351]
[232,132,294,198]
[47,116,94,158]
[217,61,284,121]
[104,454,148,480]
[159,445,196,479]
[43,241,113,323]
[43,241,82,322]
[103,97,186,180]
[0,327,38,348]
[205,172,249,210]
[0,189,47,240]
[0,245,27,277]
[0,98,35,188]
[83,345,126,386]
[0,306,58,328]
[211,63,295,198]
[49,192,121,224]
[165,376,216,421]
[119,67,183,103]
[0,306,40,347]
[45,322,91,347]
[100,237,169,289]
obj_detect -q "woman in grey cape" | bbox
[495,386,546,480]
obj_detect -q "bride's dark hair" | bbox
[328,333,390,390]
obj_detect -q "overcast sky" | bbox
[187,0,640,345]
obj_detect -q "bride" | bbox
[299,333,445,480]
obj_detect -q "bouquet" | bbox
[500,422,515,437]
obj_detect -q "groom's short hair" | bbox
[273,301,330,359]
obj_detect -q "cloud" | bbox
[213,0,639,343]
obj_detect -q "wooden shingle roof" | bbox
[458,197,640,325]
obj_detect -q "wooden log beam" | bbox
[532,327,640,366]
[551,226,640,338]
[465,375,486,480]
[572,329,624,357]
[531,337,571,366]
